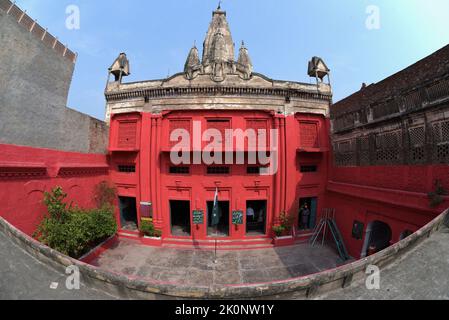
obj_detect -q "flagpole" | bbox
[214,237,218,264]
[213,187,219,264]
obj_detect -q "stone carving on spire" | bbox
[184,44,202,80]
[183,6,254,82]
[237,41,253,80]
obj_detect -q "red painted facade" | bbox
[0,119,447,257]
[108,110,331,247]
[0,144,109,236]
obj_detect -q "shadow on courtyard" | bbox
[90,240,350,287]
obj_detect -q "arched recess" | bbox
[361,220,393,258]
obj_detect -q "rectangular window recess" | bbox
[300,165,318,173]
[118,165,136,173]
[169,166,190,174]
[207,167,230,175]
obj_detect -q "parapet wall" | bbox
[0,204,446,299]
[0,0,108,154]
[0,144,109,236]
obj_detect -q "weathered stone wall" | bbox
[0,1,108,154]
[105,73,332,123]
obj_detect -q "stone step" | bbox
[161,242,274,251]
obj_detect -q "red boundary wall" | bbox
[0,144,109,236]
[326,157,449,258]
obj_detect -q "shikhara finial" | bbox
[218,0,222,10]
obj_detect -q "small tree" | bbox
[34,186,117,258]
[43,186,72,221]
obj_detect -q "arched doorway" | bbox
[361,221,392,258]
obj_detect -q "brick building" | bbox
[330,44,449,257]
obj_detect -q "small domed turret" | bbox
[237,41,253,79]
[109,53,130,83]
[184,44,202,80]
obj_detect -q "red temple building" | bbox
[105,7,333,248]
[1,0,448,267]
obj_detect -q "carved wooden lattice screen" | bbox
[246,119,269,150]
[117,122,137,149]
[408,126,426,164]
[299,122,319,148]
[335,140,356,167]
[207,120,231,145]
[375,131,402,165]
[433,120,449,163]
[169,120,191,148]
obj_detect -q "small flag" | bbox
[211,188,220,226]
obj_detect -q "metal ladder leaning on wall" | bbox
[310,208,350,261]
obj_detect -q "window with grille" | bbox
[169,166,190,174]
[375,131,402,164]
[427,79,449,101]
[403,90,423,111]
[338,140,352,153]
[118,165,136,173]
[437,145,449,163]
[409,126,426,163]
[247,166,269,175]
[207,166,230,175]
[300,165,318,173]
[433,121,449,143]
[433,120,449,163]
[359,136,371,166]
[334,140,356,167]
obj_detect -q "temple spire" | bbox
[183,7,254,82]
[202,6,234,66]
[184,44,202,80]
[237,41,253,80]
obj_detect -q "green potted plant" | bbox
[272,212,295,246]
[140,219,163,246]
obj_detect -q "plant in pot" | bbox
[272,225,286,238]
[272,212,295,246]
[140,219,162,239]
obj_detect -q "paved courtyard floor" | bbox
[90,240,348,286]
[2,226,449,299]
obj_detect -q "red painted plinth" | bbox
[140,236,163,247]
[273,236,295,247]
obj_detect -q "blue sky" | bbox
[15,0,449,120]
